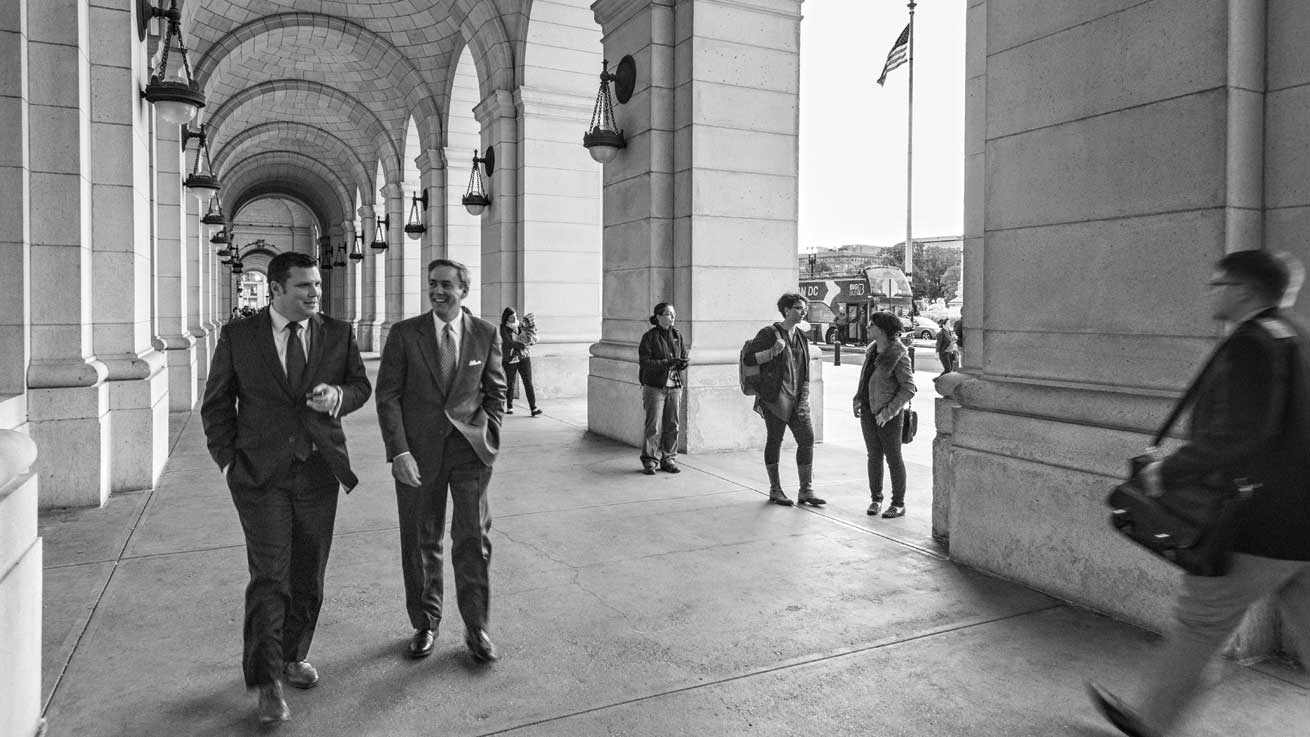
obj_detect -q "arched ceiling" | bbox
[174,0,528,232]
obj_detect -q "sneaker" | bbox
[505,408,514,414]
[642,462,657,475]
[881,505,905,518]
[660,459,681,474]
[866,501,882,516]
[257,681,290,724]
[284,660,319,689]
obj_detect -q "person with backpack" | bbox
[743,293,824,507]
[638,302,688,474]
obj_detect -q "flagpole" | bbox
[904,1,916,291]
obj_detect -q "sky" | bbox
[799,0,967,252]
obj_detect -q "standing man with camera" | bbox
[202,251,372,724]
[1089,250,1310,737]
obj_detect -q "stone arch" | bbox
[453,0,517,98]
[192,11,441,160]
[206,80,401,180]
[520,0,602,91]
[212,121,373,198]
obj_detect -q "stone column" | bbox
[473,90,520,320]
[513,86,602,398]
[186,192,209,389]
[381,181,418,343]
[341,220,361,330]
[357,204,384,350]
[588,0,814,451]
[154,118,195,411]
[0,0,27,407]
[0,430,42,737]
[948,1,1273,635]
[25,0,112,508]
[417,148,447,265]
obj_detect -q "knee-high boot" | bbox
[796,464,826,506]
[766,464,792,506]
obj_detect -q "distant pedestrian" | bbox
[935,318,959,375]
[1089,250,1310,737]
[853,311,916,518]
[637,303,688,474]
[744,293,825,507]
[499,308,541,416]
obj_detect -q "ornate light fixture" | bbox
[349,233,364,262]
[201,194,225,225]
[404,191,428,239]
[181,124,220,193]
[461,148,494,216]
[210,227,229,245]
[334,244,348,268]
[139,0,205,126]
[319,238,334,271]
[371,215,390,251]
[583,56,636,164]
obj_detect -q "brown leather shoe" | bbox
[283,660,318,689]
[257,681,290,724]
[408,628,435,658]
[465,628,499,663]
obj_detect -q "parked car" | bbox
[907,316,941,341]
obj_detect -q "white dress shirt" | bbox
[269,305,342,417]
[433,310,463,353]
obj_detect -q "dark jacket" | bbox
[638,325,687,388]
[201,309,372,491]
[743,323,809,402]
[935,326,958,355]
[499,324,528,364]
[1160,309,1310,560]
[854,339,916,417]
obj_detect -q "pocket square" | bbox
[468,359,482,366]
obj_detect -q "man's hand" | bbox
[306,383,340,414]
[392,452,421,487]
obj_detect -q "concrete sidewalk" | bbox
[36,359,1308,736]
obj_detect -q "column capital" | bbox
[357,205,374,219]
[415,148,446,173]
[592,0,673,31]
[380,182,404,200]
[515,86,594,123]
[473,89,519,128]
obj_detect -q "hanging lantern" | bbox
[461,148,494,216]
[140,0,205,126]
[201,194,225,225]
[371,215,389,251]
[182,124,221,193]
[583,56,636,164]
[404,191,428,239]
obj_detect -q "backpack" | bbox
[739,325,783,396]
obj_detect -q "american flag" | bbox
[876,24,911,86]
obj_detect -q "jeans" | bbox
[938,351,958,373]
[641,385,681,464]
[1137,553,1310,732]
[504,357,537,410]
[861,410,905,505]
[762,399,814,466]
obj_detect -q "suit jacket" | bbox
[1161,308,1310,560]
[376,310,507,468]
[201,309,372,491]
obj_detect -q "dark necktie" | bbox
[438,323,456,392]
[286,321,305,389]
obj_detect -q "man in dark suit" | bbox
[376,258,507,662]
[1089,250,1310,737]
[201,251,371,724]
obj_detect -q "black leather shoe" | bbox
[530,408,543,417]
[768,488,794,506]
[257,681,290,724]
[866,501,882,516]
[660,459,681,474]
[882,505,905,518]
[642,462,656,475]
[465,628,499,663]
[1087,682,1159,737]
[408,628,435,658]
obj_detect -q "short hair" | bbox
[650,302,673,326]
[268,251,318,291]
[1216,250,1290,303]
[426,258,471,296]
[501,307,516,325]
[869,310,903,337]
[776,292,806,316]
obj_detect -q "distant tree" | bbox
[941,262,962,302]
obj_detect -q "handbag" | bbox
[1105,339,1265,576]
[901,404,918,444]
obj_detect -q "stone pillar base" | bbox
[164,342,197,411]
[587,343,823,452]
[357,321,382,353]
[28,384,110,508]
[0,466,41,737]
[520,342,591,399]
[106,367,169,492]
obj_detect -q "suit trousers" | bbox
[229,455,339,687]
[1138,553,1310,733]
[396,432,494,633]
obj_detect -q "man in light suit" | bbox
[202,251,372,724]
[376,258,507,662]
